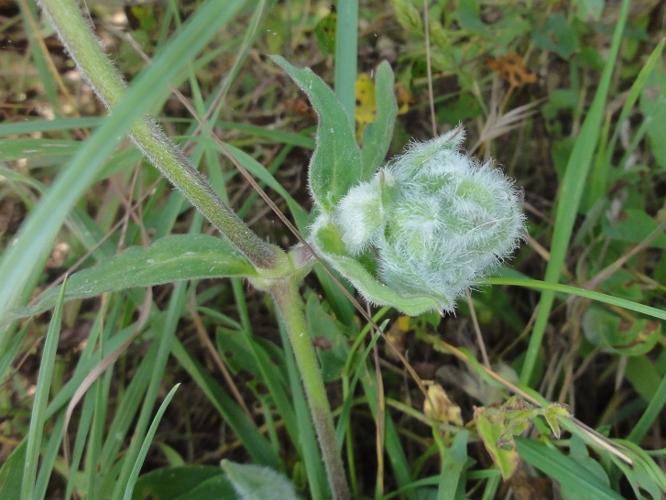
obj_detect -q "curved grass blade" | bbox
[21,279,67,500]
[485,277,666,321]
[520,0,631,385]
[122,383,181,500]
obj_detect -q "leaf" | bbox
[391,0,423,33]
[271,55,362,212]
[305,294,348,382]
[610,439,666,499]
[516,438,622,500]
[0,441,26,498]
[560,436,611,500]
[542,403,570,439]
[438,430,469,500]
[314,11,336,55]
[22,279,67,500]
[582,306,661,356]
[602,209,666,249]
[132,466,235,500]
[532,14,579,59]
[312,220,441,315]
[221,460,301,500]
[9,235,256,322]
[474,407,520,479]
[355,73,376,136]
[124,384,181,500]
[486,276,666,321]
[423,383,463,426]
[361,61,398,179]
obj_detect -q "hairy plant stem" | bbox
[43,2,350,496]
[40,0,278,269]
[271,279,350,500]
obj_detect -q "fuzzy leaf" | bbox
[221,460,300,500]
[361,61,398,179]
[272,55,362,212]
[312,220,441,315]
[8,235,256,322]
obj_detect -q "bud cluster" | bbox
[322,127,525,313]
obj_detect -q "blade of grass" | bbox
[122,383,181,500]
[485,277,666,320]
[171,337,279,467]
[516,438,622,500]
[111,214,203,499]
[437,430,468,500]
[519,0,631,385]
[34,415,66,499]
[627,372,666,444]
[21,278,67,500]
[334,0,358,122]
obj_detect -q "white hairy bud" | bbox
[327,127,525,313]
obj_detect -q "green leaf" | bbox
[516,438,622,500]
[123,384,181,500]
[582,306,661,356]
[361,61,397,179]
[532,14,579,59]
[9,235,256,322]
[609,439,666,499]
[602,209,666,249]
[22,279,67,500]
[486,276,666,321]
[561,436,610,500]
[271,55,362,212]
[438,430,469,500]
[390,0,423,33]
[474,408,519,480]
[314,11,336,55]
[221,460,301,500]
[305,294,348,382]
[543,404,570,439]
[313,220,441,315]
[0,441,26,498]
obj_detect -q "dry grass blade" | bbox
[472,99,542,153]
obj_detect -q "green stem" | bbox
[40,0,278,269]
[271,279,350,500]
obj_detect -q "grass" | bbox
[1,1,665,499]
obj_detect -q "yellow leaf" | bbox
[423,382,463,426]
[355,73,376,141]
[397,315,411,332]
[396,83,413,115]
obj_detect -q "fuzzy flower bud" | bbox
[325,127,525,313]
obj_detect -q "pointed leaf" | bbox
[516,438,622,500]
[221,460,301,500]
[361,61,397,179]
[9,235,256,322]
[272,55,362,212]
